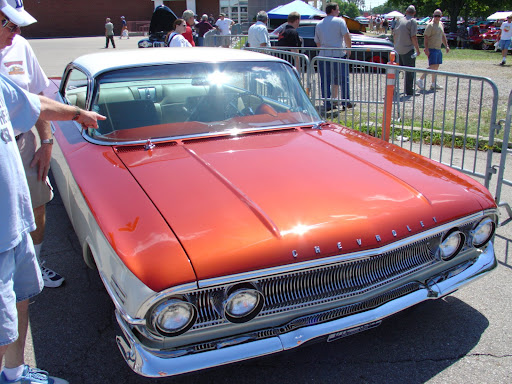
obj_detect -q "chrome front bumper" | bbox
[115,243,496,378]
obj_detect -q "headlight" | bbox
[149,299,197,336]
[437,229,465,261]
[224,287,264,323]
[471,217,496,248]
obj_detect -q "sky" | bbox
[309,0,390,12]
[366,0,389,9]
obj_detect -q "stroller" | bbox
[138,5,178,48]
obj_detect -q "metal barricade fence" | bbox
[494,90,512,225]
[204,32,248,49]
[243,47,310,92]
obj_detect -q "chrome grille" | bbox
[278,282,420,333]
[172,282,421,355]
[189,235,440,330]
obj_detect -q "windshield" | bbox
[88,61,320,142]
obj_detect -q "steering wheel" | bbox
[224,91,264,119]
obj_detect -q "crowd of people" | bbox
[369,15,392,34]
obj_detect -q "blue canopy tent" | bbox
[267,0,326,20]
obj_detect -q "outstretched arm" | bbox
[38,95,106,129]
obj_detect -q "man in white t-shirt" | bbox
[215,13,234,47]
[499,14,512,65]
[248,11,270,48]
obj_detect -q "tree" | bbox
[388,0,509,31]
[372,4,396,14]
[334,0,361,18]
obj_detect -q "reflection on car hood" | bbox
[115,125,495,283]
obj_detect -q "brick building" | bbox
[22,0,220,38]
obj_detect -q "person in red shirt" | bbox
[182,10,196,46]
[196,14,214,46]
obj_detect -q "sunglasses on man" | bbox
[1,16,20,33]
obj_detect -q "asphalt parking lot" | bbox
[22,36,512,383]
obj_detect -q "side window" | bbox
[63,69,88,109]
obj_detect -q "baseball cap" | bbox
[0,0,36,27]
[219,13,226,17]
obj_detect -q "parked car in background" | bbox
[481,26,500,50]
[48,47,498,378]
[355,16,370,27]
[467,24,488,49]
[272,19,394,65]
[416,17,430,35]
[138,5,177,48]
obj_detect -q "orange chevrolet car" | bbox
[48,48,497,378]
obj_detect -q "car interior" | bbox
[62,62,320,141]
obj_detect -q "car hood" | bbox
[115,125,495,282]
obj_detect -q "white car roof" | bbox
[72,47,285,77]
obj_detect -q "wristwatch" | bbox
[41,138,54,145]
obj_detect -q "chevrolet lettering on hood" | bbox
[48,48,498,378]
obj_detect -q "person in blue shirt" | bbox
[0,5,105,383]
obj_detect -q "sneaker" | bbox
[40,262,65,288]
[0,365,68,384]
[416,78,425,90]
[500,61,505,66]
[430,84,444,90]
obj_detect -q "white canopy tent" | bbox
[268,0,326,19]
[487,11,512,20]
[385,11,404,18]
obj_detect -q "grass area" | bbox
[342,119,503,152]
[419,48,505,62]
[367,32,505,62]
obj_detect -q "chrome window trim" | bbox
[76,122,324,147]
[59,63,95,138]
